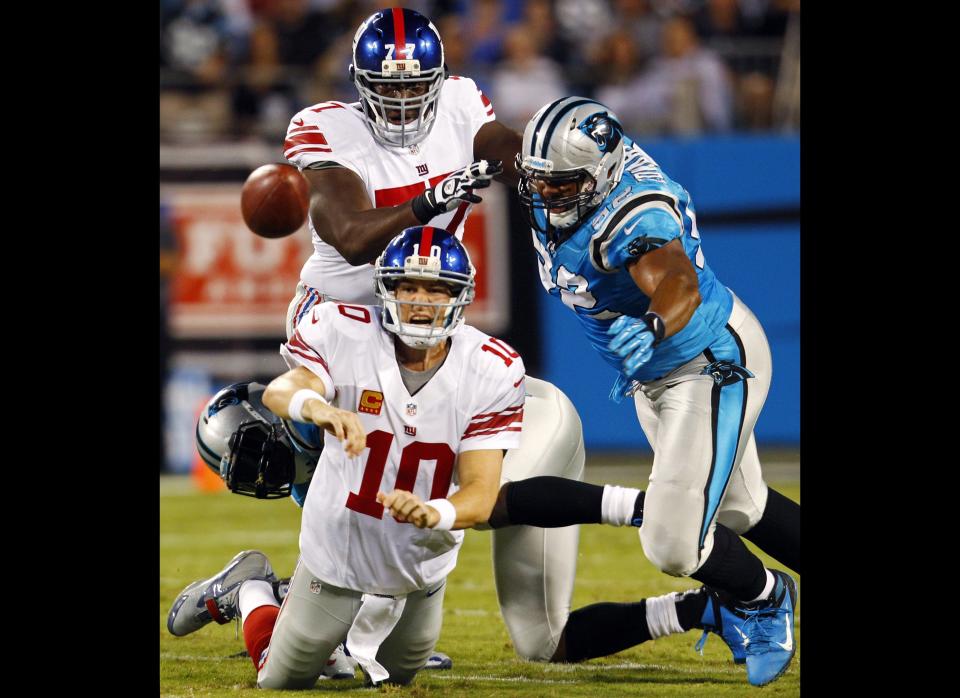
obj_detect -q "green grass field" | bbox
[160,464,799,697]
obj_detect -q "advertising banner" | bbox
[162,183,509,337]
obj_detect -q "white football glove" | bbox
[411,160,503,223]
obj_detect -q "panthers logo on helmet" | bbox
[577,112,623,155]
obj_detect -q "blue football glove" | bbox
[607,315,657,376]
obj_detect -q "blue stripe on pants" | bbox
[698,377,747,549]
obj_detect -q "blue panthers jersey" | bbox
[531,137,733,389]
[285,419,323,507]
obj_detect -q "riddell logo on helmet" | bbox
[359,390,384,415]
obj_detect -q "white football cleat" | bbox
[319,643,356,680]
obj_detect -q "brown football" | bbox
[241,163,310,238]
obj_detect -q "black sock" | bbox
[742,487,801,574]
[489,476,604,529]
[691,523,768,601]
[556,601,650,662]
[674,588,710,630]
[631,490,646,525]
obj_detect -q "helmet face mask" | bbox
[375,227,476,348]
[350,9,447,148]
[195,382,312,499]
[518,99,627,244]
[517,161,599,236]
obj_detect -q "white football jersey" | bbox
[283,76,496,304]
[280,301,525,596]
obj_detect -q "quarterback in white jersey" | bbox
[259,228,518,687]
[168,228,521,688]
[282,297,524,597]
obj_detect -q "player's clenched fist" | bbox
[376,489,441,528]
[411,159,503,223]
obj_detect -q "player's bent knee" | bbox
[512,632,561,662]
[638,526,701,577]
[257,662,321,691]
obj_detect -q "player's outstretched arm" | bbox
[262,366,367,457]
[302,166,421,266]
[377,449,503,530]
[474,121,522,187]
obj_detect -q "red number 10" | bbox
[345,430,456,519]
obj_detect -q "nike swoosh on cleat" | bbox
[734,626,750,647]
[776,616,794,652]
[293,118,304,126]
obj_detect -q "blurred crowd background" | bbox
[160,0,800,143]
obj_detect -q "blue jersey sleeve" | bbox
[596,201,684,272]
[291,481,310,508]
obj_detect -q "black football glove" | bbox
[411,159,503,223]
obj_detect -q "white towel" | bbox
[346,593,407,685]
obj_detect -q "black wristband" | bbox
[410,193,436,224]
[642,311,666,346]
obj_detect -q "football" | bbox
[241,163,310,238]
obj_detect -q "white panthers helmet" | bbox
[195,382,319,498]
[517,97,627,241]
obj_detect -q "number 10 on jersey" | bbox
[346,430,456,519]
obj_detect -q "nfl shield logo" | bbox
[406,402,417,417]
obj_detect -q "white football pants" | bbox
[634,293,771,577]
[257,559,445,689]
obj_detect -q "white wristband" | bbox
[426,498,457,531]
[288,389,327,422]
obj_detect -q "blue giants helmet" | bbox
[349,8,447,148]
[374,226,476,348]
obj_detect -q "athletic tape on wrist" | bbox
[642,311,666,346]
[288,389,327,423]
[426,498,457,530]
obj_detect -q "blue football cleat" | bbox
[166,550,277,637]
[695,587,748,664]
[738,570,797,686]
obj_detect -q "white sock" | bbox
[747,569,776,603]
[238,579,279,626]
[600,485,642,526]
[645,592,685,639]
